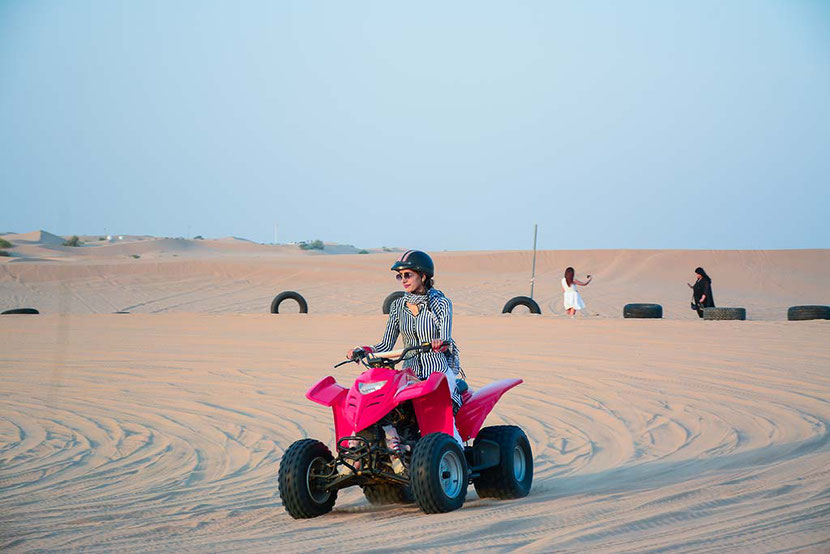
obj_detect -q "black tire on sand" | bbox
[787,305,830,321]
[382,291,405,315]
[623,303,662,319]
[1,308,39,315]
[502,296,541,314]
[703,307,746,320]
[270,291,308,314]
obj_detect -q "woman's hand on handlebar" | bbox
[431,339,448,353]
[346,347,368,361]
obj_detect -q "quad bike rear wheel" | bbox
[278,439,337,519]
[361,483,414,505]
[410,433,468,514]
[473,425,533,499]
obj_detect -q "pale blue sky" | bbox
[1,1,828,250]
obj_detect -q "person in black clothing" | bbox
[688,267,714,318]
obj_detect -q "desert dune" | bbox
[1,236,828,551]
[1,232,828,320]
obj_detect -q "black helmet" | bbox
[391,250,434,277]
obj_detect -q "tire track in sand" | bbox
[1,316,828,552]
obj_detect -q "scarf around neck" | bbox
[404,289,430,308]
[404,288,446,310]
[403,289,444,310]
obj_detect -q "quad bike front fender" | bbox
[306,376,351,440]
[395,372,455,437]
[307,376,348,407]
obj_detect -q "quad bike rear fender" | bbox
[456,379,523,441]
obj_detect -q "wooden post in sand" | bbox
[530,223,538,299]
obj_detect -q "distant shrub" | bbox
[131,254,140,259]
[193,235,204,240]
[358,249,369,254]
[382,247,393,252]
[63,235,82,247]
[0,250,10,257]
[98,237,106,241]
[0,238,12,248]
[299,240,324,250]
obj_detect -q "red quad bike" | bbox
[278,342,533,518]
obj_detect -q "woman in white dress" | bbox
[562,266,592,317]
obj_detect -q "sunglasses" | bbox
[396,271,418,281]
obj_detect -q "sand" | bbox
[1,235,828,551]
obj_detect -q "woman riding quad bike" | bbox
[350,250,464,442]
[278,252,533,517]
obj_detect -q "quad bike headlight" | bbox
[358,380,387,394]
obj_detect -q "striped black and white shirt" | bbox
[373,289,463,406]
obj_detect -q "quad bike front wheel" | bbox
[410,433,468,514]
[473,425,533,499]
[278,439,337,519]
[361,483,414,505]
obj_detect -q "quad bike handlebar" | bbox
[334,341,448,369]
